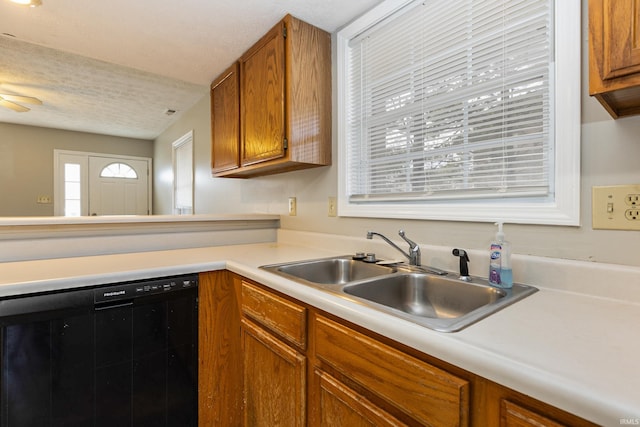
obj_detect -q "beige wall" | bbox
[154,3,640,268]
[0,123,153,216]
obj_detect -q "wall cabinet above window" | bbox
[589,0,640,118]
[210,14,331,178]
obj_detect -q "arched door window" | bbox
[99,162,138,179]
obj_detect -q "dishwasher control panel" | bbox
[94,274,198,304]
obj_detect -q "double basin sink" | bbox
[260,256,537,332]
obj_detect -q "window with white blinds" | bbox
[172,131,194,215]
[337,0,581,225]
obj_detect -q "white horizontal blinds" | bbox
[175,140,193,210]
[347,0,553,202]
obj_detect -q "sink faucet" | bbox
[452,248,471,282]
[366,230,421,266]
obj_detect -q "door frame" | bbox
[53,149,152,216]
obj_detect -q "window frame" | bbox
[336,0,581,226]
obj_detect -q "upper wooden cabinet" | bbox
[589,0,640,118]
[211,63,241,174]
[241,22,287,167]
[211,14,331,178]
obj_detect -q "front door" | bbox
[88,156,150,216]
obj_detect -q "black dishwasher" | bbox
[0,274,198,427]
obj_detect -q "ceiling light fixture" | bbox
[0,93,43,112]
[9,0,42,7]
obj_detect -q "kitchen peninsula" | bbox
[0,224,638,426]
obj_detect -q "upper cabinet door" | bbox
[240,22,286,167]
[601,0,640,80]
[589,0,640,117]
[211,62,240,174]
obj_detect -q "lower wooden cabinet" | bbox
[501,400,567,427]
[198,271,600,427]
[241,279,308,426]
[242,318,306,426]
[198,270,242,427]
[313,369,406,427]
[313,314,469,426]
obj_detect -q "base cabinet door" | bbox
[312,369,407,427]
[198,271,242,427]
[242,318,306,426]
[500,400,567,427]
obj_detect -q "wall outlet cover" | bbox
[592,185,640,231]
[37,195,52,204]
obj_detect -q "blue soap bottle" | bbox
[488,222,513,288]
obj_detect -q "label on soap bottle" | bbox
[489,243,502,285]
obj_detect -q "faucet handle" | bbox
[398,230,421,265]
[452,248,471,281]
[398,230,416,246]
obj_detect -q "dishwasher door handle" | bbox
[94,300,134,311]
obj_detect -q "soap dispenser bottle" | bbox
[488,222,513,288]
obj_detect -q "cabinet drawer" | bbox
[314,315,469,427]
[241,281,306,348]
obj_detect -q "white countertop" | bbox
[0,238,637,426]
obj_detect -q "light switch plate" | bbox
[592,185,640,230]
[288,197,297,216]
[328,197,337,217]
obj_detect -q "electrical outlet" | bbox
[37,195,52,204]
[328,197,337,217]
[625,194,640,206]
[592,185,640,230]
[625,209,640,220]
[288,197,297,216]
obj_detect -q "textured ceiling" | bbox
[0,0,381,139]
[0,37,206,139]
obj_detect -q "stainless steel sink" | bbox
[343,274,505,319]
[262,256,396,285]
[260,256,537,332]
